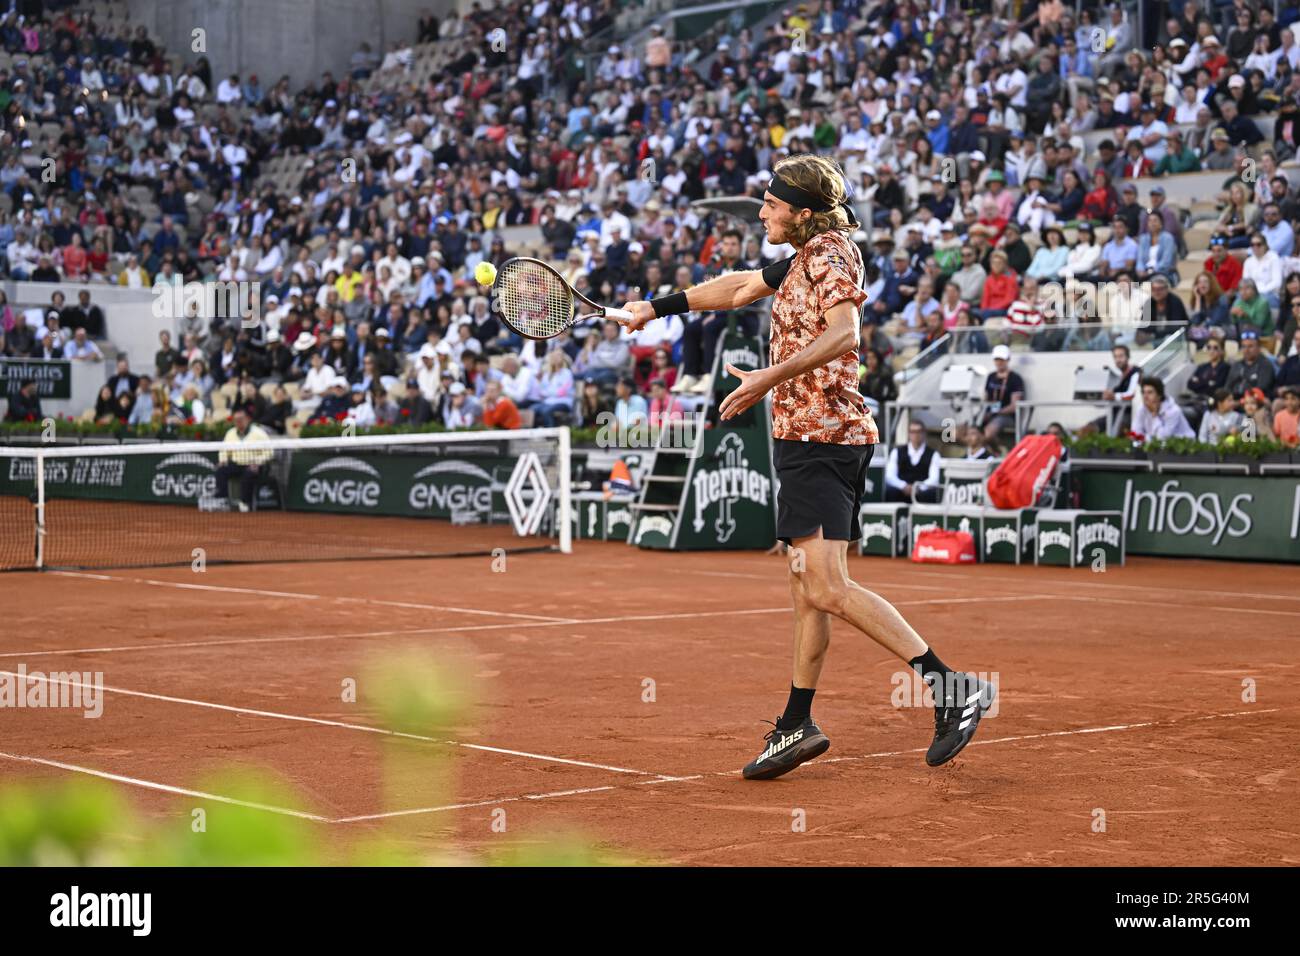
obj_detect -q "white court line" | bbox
[0,609,794,661]
[813,708,1282,766]
[0,751,330,821]
[663,567,951,592]
[1054,594,1300,618]
[0,669,668,780]
[0,591,1209,662]
[327,707,1284,822]
[1,702,1281,825]
[899,568,1300,604]
[50,571,574,623]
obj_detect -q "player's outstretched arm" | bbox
[619,270,774,332]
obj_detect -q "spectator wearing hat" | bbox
[443,381,480,430]
[977,345,1025,448]
[1093,91,1131,131]
[1200,35,1230,81]
[1224,67,1262,116]
[1015,174,1055,233]
[1203,128,1238,171]
[1205,235,1243,292]
[314,374,353,422]
[1145,185,1186,256]
[1229,328,1278,400]
[1127,101,1170,164]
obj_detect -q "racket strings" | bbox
[497,260,573,339]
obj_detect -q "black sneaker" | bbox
[926,674,996,767]
[742,716,830,780]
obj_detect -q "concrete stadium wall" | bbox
[5,281,168,376]
[126,0,460,91]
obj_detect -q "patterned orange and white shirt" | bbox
[766,230,879,446]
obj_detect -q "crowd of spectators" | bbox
[1,0,1299,449]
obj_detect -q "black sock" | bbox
[777,684,815,729]
[908,648,961,704]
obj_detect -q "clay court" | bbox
[1,542,1297,866]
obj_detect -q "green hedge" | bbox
[1067,433,1294,459]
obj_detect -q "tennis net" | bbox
[0,429,572,571]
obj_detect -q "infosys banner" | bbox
[1077,471,1300,563]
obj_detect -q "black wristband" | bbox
[651,290,690,318]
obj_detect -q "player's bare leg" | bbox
[744,530,996,779]
[739,546,835,780]
[789,557,832,689]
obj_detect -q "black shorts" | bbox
[773,438,874,545]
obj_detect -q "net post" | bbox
[556,426,572,554]
[35,448,46,571]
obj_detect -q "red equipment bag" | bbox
[986,434,1063,510]
[911,529,976,564]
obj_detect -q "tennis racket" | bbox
[492,256,634,340]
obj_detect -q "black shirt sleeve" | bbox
[761,254,797,290]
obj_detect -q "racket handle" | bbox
[604,307,634,322]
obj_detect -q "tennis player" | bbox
[620,155,995,779]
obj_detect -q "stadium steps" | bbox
[1184,221,1216,253]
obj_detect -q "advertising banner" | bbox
[1077,470,1300,563]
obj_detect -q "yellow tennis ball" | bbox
[475,261,497,286]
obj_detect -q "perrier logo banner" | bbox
[675,427,776,549]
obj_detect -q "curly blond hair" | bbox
[771,154,854,246]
